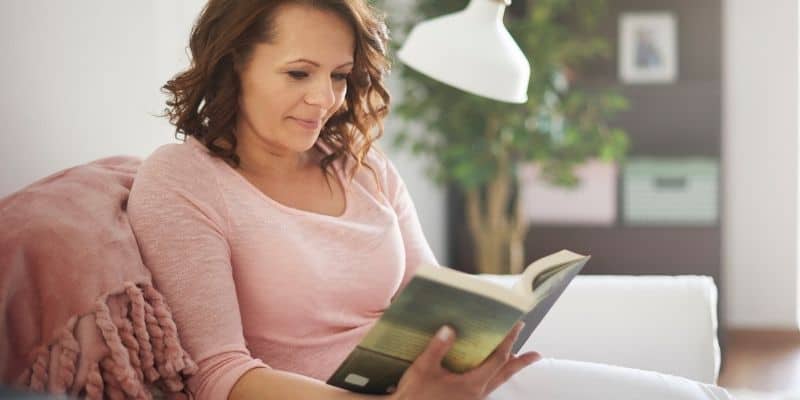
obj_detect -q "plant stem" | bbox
[464,113,531,274]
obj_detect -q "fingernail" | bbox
[437,326,453,342]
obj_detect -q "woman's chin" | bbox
[289,135,322,154]
[285,128,322,150]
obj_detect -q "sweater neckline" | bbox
[186,136,353,220]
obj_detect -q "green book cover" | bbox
[327,250,590,394]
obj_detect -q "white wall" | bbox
[0,0,449,263]
[723,0,800,329]
[0,1,204,197]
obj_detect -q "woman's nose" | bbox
[305,76,337,109]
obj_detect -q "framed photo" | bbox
[618,12,678,84]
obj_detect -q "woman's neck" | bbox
[235,134,321,180]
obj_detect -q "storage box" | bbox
[622,158,719,225]
[518,160,617,225]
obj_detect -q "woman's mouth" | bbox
[290,117,322,130]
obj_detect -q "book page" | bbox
[415,264,530,309]
[512,250,589,297]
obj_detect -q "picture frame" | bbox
[618,12,678,84]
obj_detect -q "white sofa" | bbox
[480,274,721,384]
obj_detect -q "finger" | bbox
[488,321,524,364]
[485,352,542,393]
[467,321,525,379]
[412,325,456,374]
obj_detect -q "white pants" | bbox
[490,358,732,400]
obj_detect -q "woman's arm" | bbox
[229,368,378,400]
[382,159,440,290]
[128,147,268,400]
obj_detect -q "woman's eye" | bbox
[288,71,308,79]
[333,73,350,81]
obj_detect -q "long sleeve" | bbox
[383,159,440,291]
[127,146,268,400]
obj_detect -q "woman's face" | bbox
[235,3,355,155]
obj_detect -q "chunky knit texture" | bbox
[1,156,197,399]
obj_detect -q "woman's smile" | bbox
[289,117,322,130]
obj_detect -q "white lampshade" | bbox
[397,0,530,104]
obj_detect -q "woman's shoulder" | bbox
[362,144,391,176]
[134,136,225,196]
[349,144,410,202]
[316,140,390,187]
[142,136,214,169]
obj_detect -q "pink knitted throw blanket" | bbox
[0,156,197,399]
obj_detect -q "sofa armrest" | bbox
[480,274,721,384]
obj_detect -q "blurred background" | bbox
[0,0,798,395]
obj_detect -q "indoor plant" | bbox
[389,0,630,274]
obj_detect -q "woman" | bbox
[129,1,732,399]
[128,0,537,399]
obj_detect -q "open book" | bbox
[327,249,590,394]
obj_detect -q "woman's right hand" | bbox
[389,321,542,400]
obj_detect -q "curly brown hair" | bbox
[162,0,391,177]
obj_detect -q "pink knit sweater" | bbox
[127,137,438,400]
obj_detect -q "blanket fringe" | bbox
[86,361,104,400]
[28,348,49,392]
[15,282,196,399]
[127,283,159,382]
[53,316,80,394]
